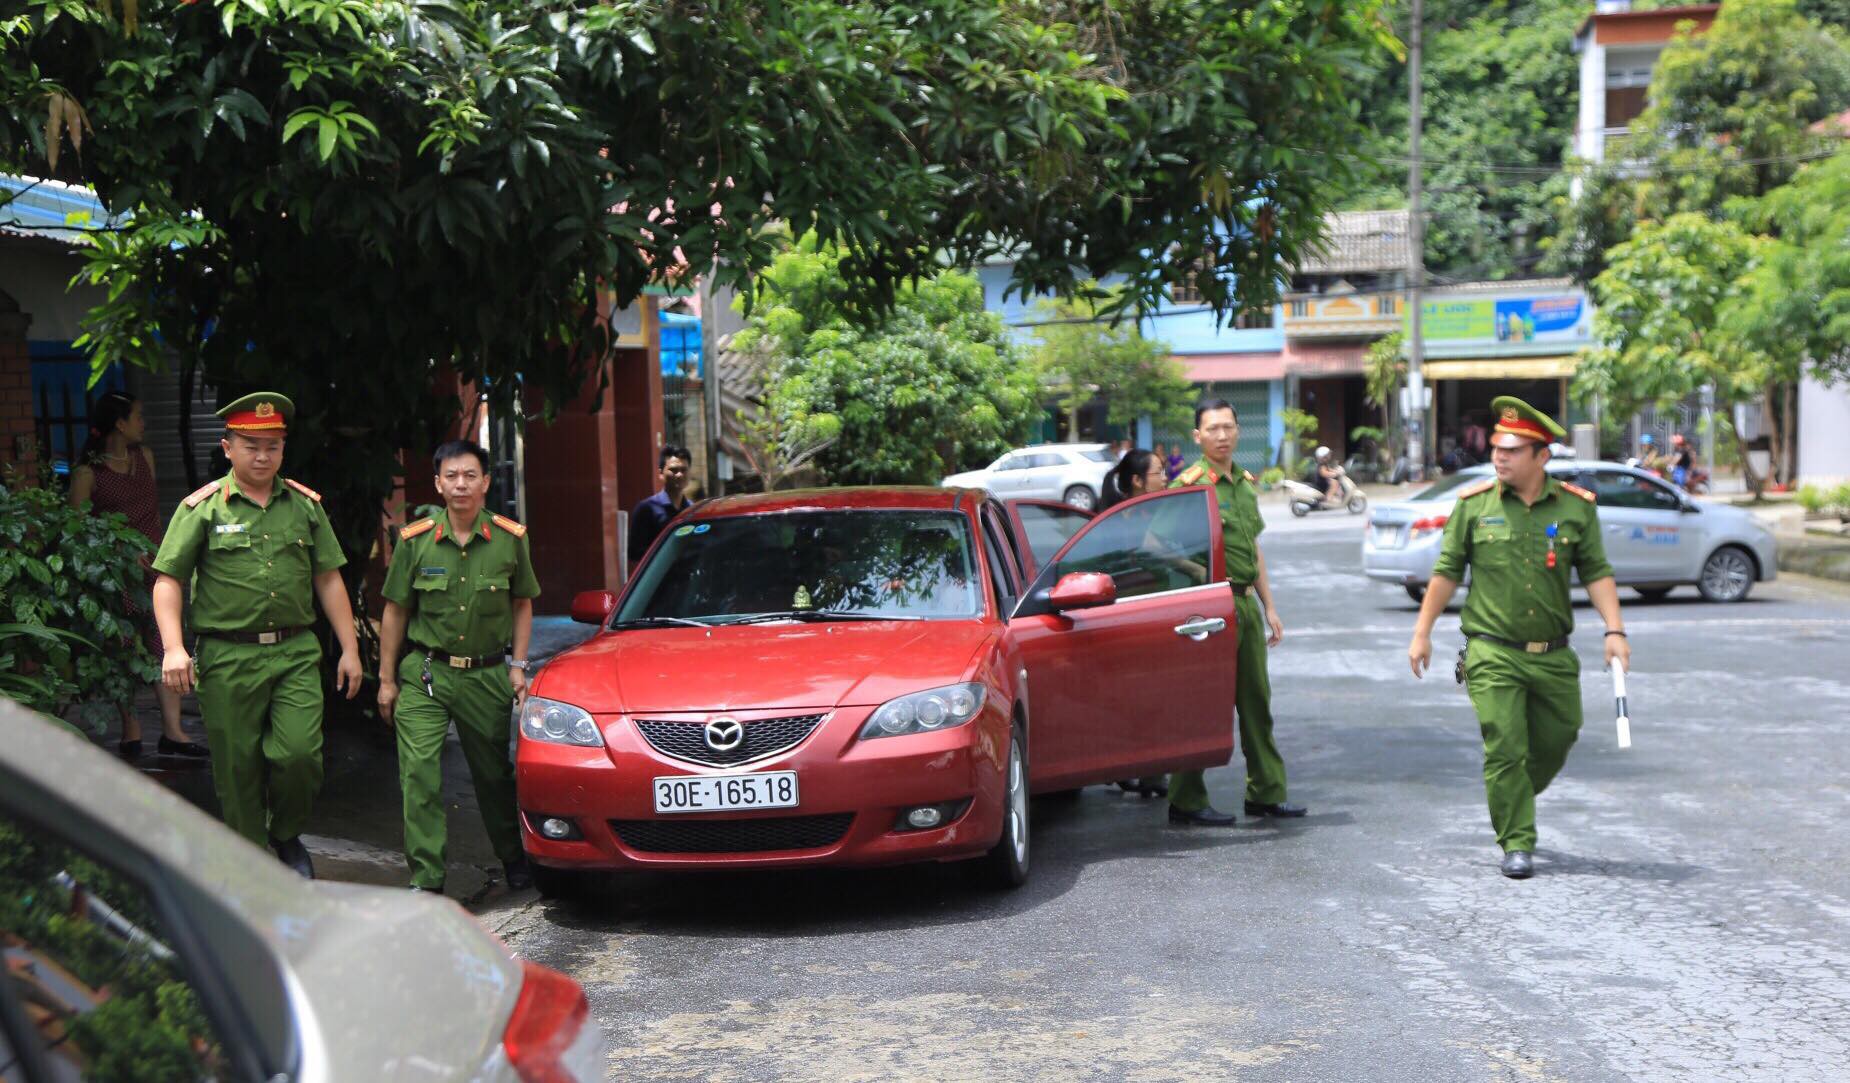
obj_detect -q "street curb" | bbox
[1776,534,1850,583]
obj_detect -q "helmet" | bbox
[1640,434,1654,445]
[1314,445,1331,460]
[1671,433,1687,446]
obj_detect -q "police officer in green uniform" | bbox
[1408,397,1632,879]
[152,392,364,878]
[1166,399,1307,826]
[378,439,538,894]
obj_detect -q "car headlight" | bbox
[519,696,604,747]
[858,683,987,740]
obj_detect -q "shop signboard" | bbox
[1408,291,1592,350]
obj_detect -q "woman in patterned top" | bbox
[67,391,205,761]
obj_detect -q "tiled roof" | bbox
[1293,209,1410,275]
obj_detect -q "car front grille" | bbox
[633,714,827,767]
[610,813,855,854]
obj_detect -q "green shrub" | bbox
[1259,467,1286,488]
[0,481,158,728]
[1797,484,1829,515]
[1832,483,1850,519]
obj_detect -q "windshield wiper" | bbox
[608,616,713,629]
[725,610,924,624]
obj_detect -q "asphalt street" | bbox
[482,503,1850,1082]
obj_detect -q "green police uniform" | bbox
[382,509,540,889]
[1166,457,1289,812]
[151,395,347,848]
[1432,398,1614,853]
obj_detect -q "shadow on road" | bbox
[1533,848,1705,884]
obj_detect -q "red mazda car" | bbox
[515,485,1240,895]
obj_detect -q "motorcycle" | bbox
[1280,465,1368,517]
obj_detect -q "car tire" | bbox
[1635,587,1674,602]
[979,721,1030,889]
[1698,546,1756,603]
[531,862,588,900]
[1405,584,1426,603]
[1347,494,1368,514]
[1290,501,1310,518]
[1063,485,1097,511]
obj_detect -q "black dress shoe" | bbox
[503,858,534,891]
[1243,801,1308,818]
[1116,778,1170,798]
[1167,805,1237,826]
[1500,850,1534,879]
[157,736,209,759]
[272,837,316,879]
[117,739,143,760]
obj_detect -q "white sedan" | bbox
[942,443,1117,510]
[1363,460,1777,603]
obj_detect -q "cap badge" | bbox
[1501,407,1519,422]
[255,402,276,418]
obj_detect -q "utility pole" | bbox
[1405,0,1427,481]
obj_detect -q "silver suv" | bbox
[1363,461,1777,603]
[942,443,1117,510]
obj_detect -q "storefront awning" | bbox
[1179,353,1286,383]
[1422,355,1579,380]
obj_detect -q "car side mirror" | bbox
[1680,500,1701,514]
[1047,572,1116,612]
[570,590,618,625]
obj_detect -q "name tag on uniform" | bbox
[214,523,249,535]
[418,567,448,580]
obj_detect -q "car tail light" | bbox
[504,959,600,1082]
[1410,514,1448,536]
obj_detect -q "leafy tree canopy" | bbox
[1,0,1395,553]
[733,238,1039,485]
[1030,293,1194,439]
[1726,145,1850,386]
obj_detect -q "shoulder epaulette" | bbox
[1560,481,1596,503]
[491,513,527,538]
[399,517,436,541]
[181,481,221,508]
[1177,466,1205,485]
[1242,470,1256,483]
[283,478,322,503]
[1455,479,1496,500]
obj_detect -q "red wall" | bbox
[0,301,35,472]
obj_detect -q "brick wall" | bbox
[0,291,36,474]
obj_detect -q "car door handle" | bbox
[1174,617,1226,640]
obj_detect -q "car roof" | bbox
[693,486,984,518]
[1014,443,1107,453]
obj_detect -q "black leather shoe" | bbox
[1243,801,1308,818]
[272,837,316,879]
[117,739,142,761]
[503,858,534,891]
[1500,851,1534,879]
[157,736,209,759]
[1116,778,1170,798]
[1167,805,1237,826]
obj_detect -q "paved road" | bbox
[489,506,1850,1082]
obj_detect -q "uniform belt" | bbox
[1469,633,1570,654]
[413,645,506,669]
[203,626,309,646]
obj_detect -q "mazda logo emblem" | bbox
[704,718,744,752]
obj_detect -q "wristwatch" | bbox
[506,659,531,672]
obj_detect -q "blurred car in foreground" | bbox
[1363,461,1776,603]
[941,443,1117,510]
[0,702,603,1083]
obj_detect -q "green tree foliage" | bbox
[0,480,158,726]
[734,241,1039,486]
[1343,0,1585,280]
[1030,295,1193,440]
[1726,146,1850,386]
[1576,213,1782,488]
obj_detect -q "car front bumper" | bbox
[517,705,1009,872]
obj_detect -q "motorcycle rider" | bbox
[1314,446,1343,506]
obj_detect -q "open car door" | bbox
[1007,487,1238,792]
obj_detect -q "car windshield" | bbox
[617,510,982,623]
[1079,448,1115,463]
[1411,470,1491,501]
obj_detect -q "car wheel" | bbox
[1289,501,1310,518]
[1635,587,1674,602]
[1063,485,1096,511]
[1698,546,1755,603]
[1347,494,1368,514]
[531,862,588,900]
[979,722,1030,889]
[1405,584,1426,603]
